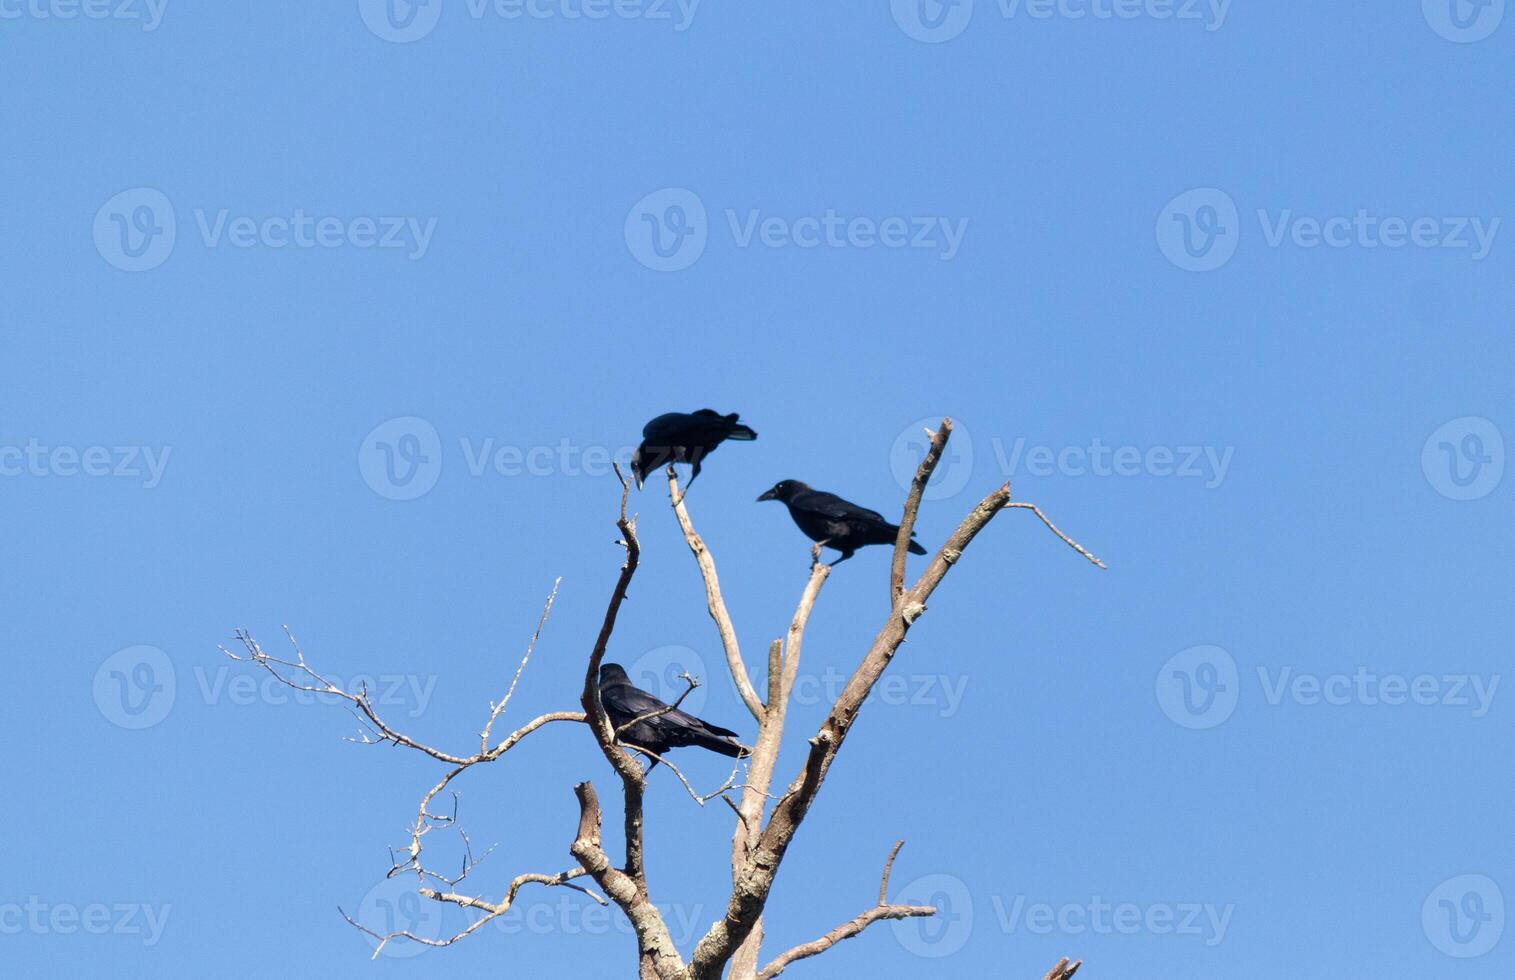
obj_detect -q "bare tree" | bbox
[225,418,1098,978]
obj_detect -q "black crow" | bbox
[630,409,757,488]
[597,663,750,761]
[757,480,928,566]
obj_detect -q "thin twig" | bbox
[481,578,562,753]
[754,840,935,980]
[1004,501,1107,568]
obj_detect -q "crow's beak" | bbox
[756,488,777,502]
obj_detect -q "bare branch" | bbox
[481,577,562,753]
[691,471,1025,977]
[221,628,473,766]
[1044,957,1083,979]
[1004,501,1106,568]
[570,781,687,980]
[892,418,953,603]
[754,840,935,980]
[632,748,745,806]
[580,466,647,790]
[339,866,598,960]
[669,466,765,721]
[877,839,904,905]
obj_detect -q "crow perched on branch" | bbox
[757,480,928,566]
[630,409,757,489]
[597,663,750,761]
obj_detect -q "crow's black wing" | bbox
[793,489,889,525]
[604,684,738,738]
[602,682,671,720]
[641,412,694,442]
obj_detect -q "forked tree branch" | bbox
[232,419,1097,979]
[576,464,687,980]
[725,551,830,978]
[223,579,593,955]
[339,866,603,959]
[754,840,934,980]
[687,418,1100,979]
[571,781,686,980]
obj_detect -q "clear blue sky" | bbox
[2,2,1511,977]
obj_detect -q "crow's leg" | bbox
[686,458,702,488]
[828,549,855,567]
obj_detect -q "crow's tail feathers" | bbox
[908,539,927,556]
[726,418,757,441]
[694,732,750,758]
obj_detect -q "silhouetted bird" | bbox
[757,480,928,566]
[597,663,750,763]
[630,410,757,488]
